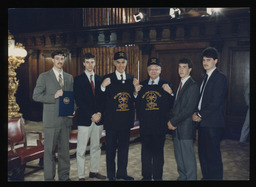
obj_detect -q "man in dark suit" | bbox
[33,50,74,181]
[134,57,174,181]
[167,58,199,180]
[101,51,135,181]
[192,47,228,180]
[74,53,106,181]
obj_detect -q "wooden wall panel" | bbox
[227,48,250,116]
[82,46,141,79]
[82,8,139,27]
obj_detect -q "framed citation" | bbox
[58,91,74,116]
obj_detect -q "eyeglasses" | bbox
[148,68,160,72]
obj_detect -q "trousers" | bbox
[76,123,103,179]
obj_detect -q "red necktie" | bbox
[90,74,95,96]
[177,81,182,95]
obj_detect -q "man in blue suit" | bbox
[193,47,228,180]
[74,53,106,181]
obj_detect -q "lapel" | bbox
[81,72,94,97]
[63,71,70,91]
[175,77,192,102]
[49,69,62,89]
[203,68,218,93]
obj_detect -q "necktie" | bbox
[90,74,95,96]
[151,80,154,85]
[59,74,64,88]
[121,74,124,83]
[200,74,208,96]
[177,81,183,95]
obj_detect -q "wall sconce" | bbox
[8,30,27,119]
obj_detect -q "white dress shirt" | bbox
[148,77,160,85]
[52,68,64,86]
[85,70,95,87]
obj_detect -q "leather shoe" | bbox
[108,177,116,181]
[116,175,134,180]
[89,172,106,179]
[79,178,85,181]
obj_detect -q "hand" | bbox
[133,78,139,86]
[67,111,76,118]
[192,112,202,122]
[54,89,63,99]
[91,112,101,123]
[101,78,111,88]
[167,121,177,130]
[162,84,173,95]
[134,84,143,95]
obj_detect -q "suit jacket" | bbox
[32,69,74,128]
[73,73,104,126]
[137,78,173,134]
[170,77,200,139]
[196,68,228,128]
[102,72,135,131]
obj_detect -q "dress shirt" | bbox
[52,68,64,86]
[84,70,95,87]
[115,70,126,81]
[148,77,160,85]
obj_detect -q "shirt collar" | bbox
[85,70,94,77]
[206,67,216,79]
[52,68,63,80]
[181,75,191,85]
[149,76,160,85]
[115,70,126,80]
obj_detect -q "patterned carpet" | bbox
[9,120,250,181]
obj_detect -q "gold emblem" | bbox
[63,97,70,104]
[142,90,162,110]
[151,58,157,63]
[119,52,124,57]
[114,92,131,111]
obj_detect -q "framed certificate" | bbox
[58,91,74,116]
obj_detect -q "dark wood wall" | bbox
[9,8,250,138]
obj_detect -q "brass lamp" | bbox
[8,30,27,119]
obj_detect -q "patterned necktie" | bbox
[59,73,64,88]
[151,80,154,85]
[90,74,95,96]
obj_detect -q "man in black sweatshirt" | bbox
[101,51,135,181]
[134,57,174,181]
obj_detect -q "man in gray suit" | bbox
[167,58,200,180]
[33,50,74,181]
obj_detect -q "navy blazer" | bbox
[197,68,228,128]
[74,73,104,126]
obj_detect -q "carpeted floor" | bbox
[9,120,250,181]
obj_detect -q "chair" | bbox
[8,118,44,181]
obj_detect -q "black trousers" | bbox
[141,133,165,180]
[198,127,225,180]
[105,129,130,179]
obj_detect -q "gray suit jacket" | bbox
[169,77,200,139]
[33,69,74,128]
